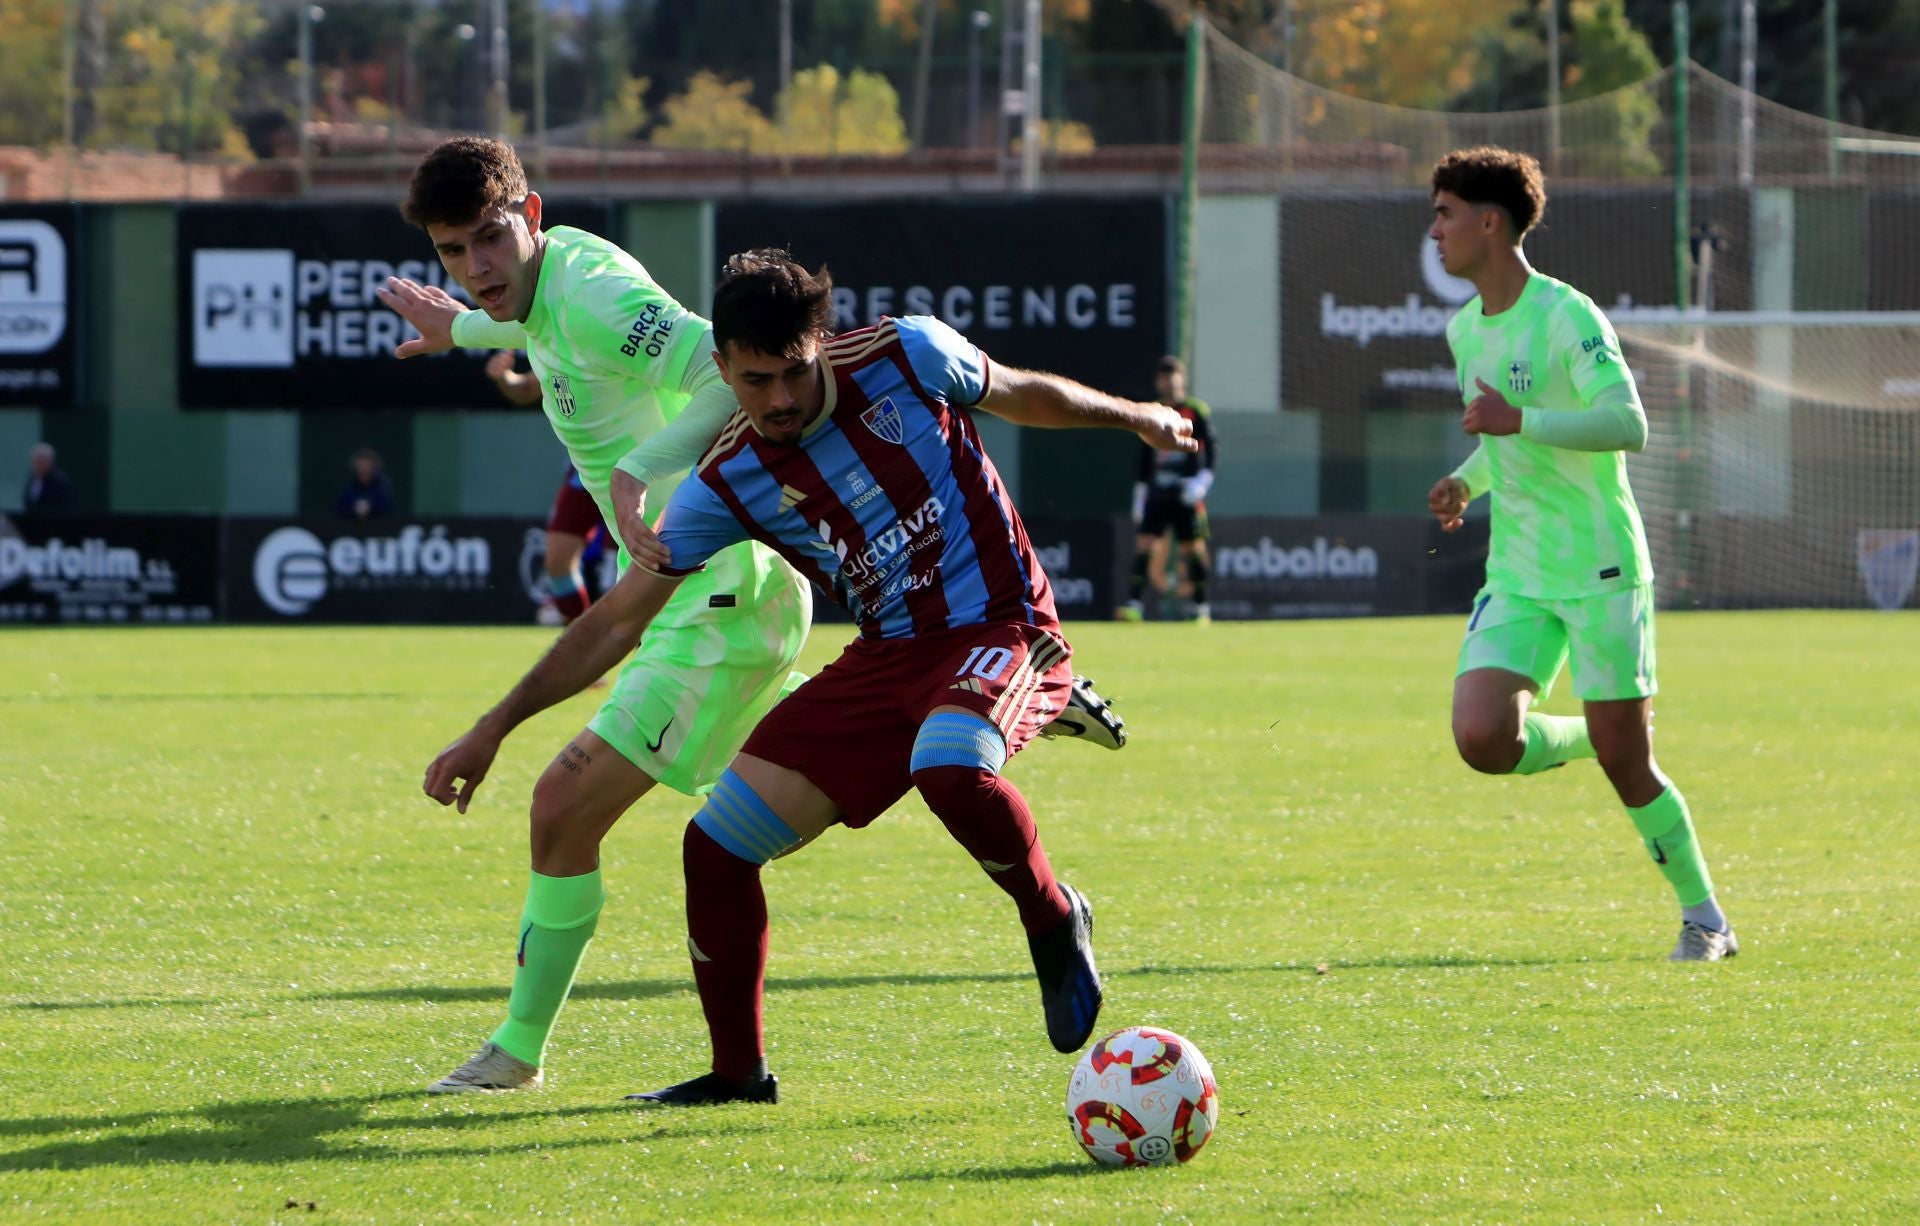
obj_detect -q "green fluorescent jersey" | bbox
[451,225,714,519]
[450,226,797,632]
[1446,271,1653,600]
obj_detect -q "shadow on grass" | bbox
[0,690,413,704]
[0,1091,622,1171]
[8,951,1613,1014]
[0,1089,917,1173]
[893,1159,1099,1183]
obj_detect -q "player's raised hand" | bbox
[423,724,503,814]
[609,468,671,571]
[1134,404,1198,453]
[1428,475,1470,532]
[376,276,464,358]
[1462,377,1523,436]
[484,350,516,382]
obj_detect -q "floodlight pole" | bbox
[779,0,793,177]
[533,0,547,181]
[911,0,937,150]
[966,10,990,149]
[61,0,76,197]
[1545,0,1561,171]
[1672,0,1690,312]
[489,0,509,138]
[1174,11,1204,370]
[298,5,323,196]
[1823,0,1839,178]
[1737,0,1755,186]
[1019,0,1040,190]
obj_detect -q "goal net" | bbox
[1617,314,1920,610]
[1185,16,1920,610]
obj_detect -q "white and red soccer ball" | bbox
[1065,1026,1219,1167]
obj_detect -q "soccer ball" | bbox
[1065,1026,1219,1167]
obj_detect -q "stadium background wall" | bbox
[0,186,1906,533]
[0,512,1513,625]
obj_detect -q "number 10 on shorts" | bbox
[956,646,1014,681]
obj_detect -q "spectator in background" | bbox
[336,447,396,519]
[21,443,74,513]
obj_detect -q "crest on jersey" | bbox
[550,373,577,417]
[861,397,905,444]
[1857,528,1918,611]
[1506,360,1532,394]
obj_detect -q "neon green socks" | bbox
[490,869,605,1067]
[1512,712,1595,775]
[1627,785,1717,909]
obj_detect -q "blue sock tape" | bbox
[693,770,801,865]
[909,711,1008,774]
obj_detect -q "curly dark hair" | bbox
[711,248,836,359]
[401,136,529,229]
[1430,146,1547,239]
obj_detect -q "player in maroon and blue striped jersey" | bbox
[455,249,1193,1105]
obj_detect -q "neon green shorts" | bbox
[1455,582,1657,702]
[587,546,813,796]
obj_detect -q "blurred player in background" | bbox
[1424,145,1736,962]
[379,137,815,1095]
[486,350,607,625]
[1120,356,1217,623]
[438,249,1195,1105]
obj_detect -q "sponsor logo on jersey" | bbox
[778,484,807,514]
[847,470,887,510]
[861,397,905,444]
[813,495,945,594]
[1508,359,1532,394]
[550,373,576,416]
[620,299,675,359]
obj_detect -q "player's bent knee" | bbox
[692,769,801,866]
[1453,720,1523,774]
[1592,741,1656,789]
[526,761,604,857]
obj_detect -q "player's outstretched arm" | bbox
[376,277,464,357]
[376,277,529,358]
[422,567,681,812]
[978,366,1199,454]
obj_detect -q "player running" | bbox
[426,249,1196,1105]
[1424,146,1737,962]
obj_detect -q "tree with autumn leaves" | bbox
[0,0,262,155]
[0,0,1913,162]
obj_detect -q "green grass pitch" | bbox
[3,612,1917,1222]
